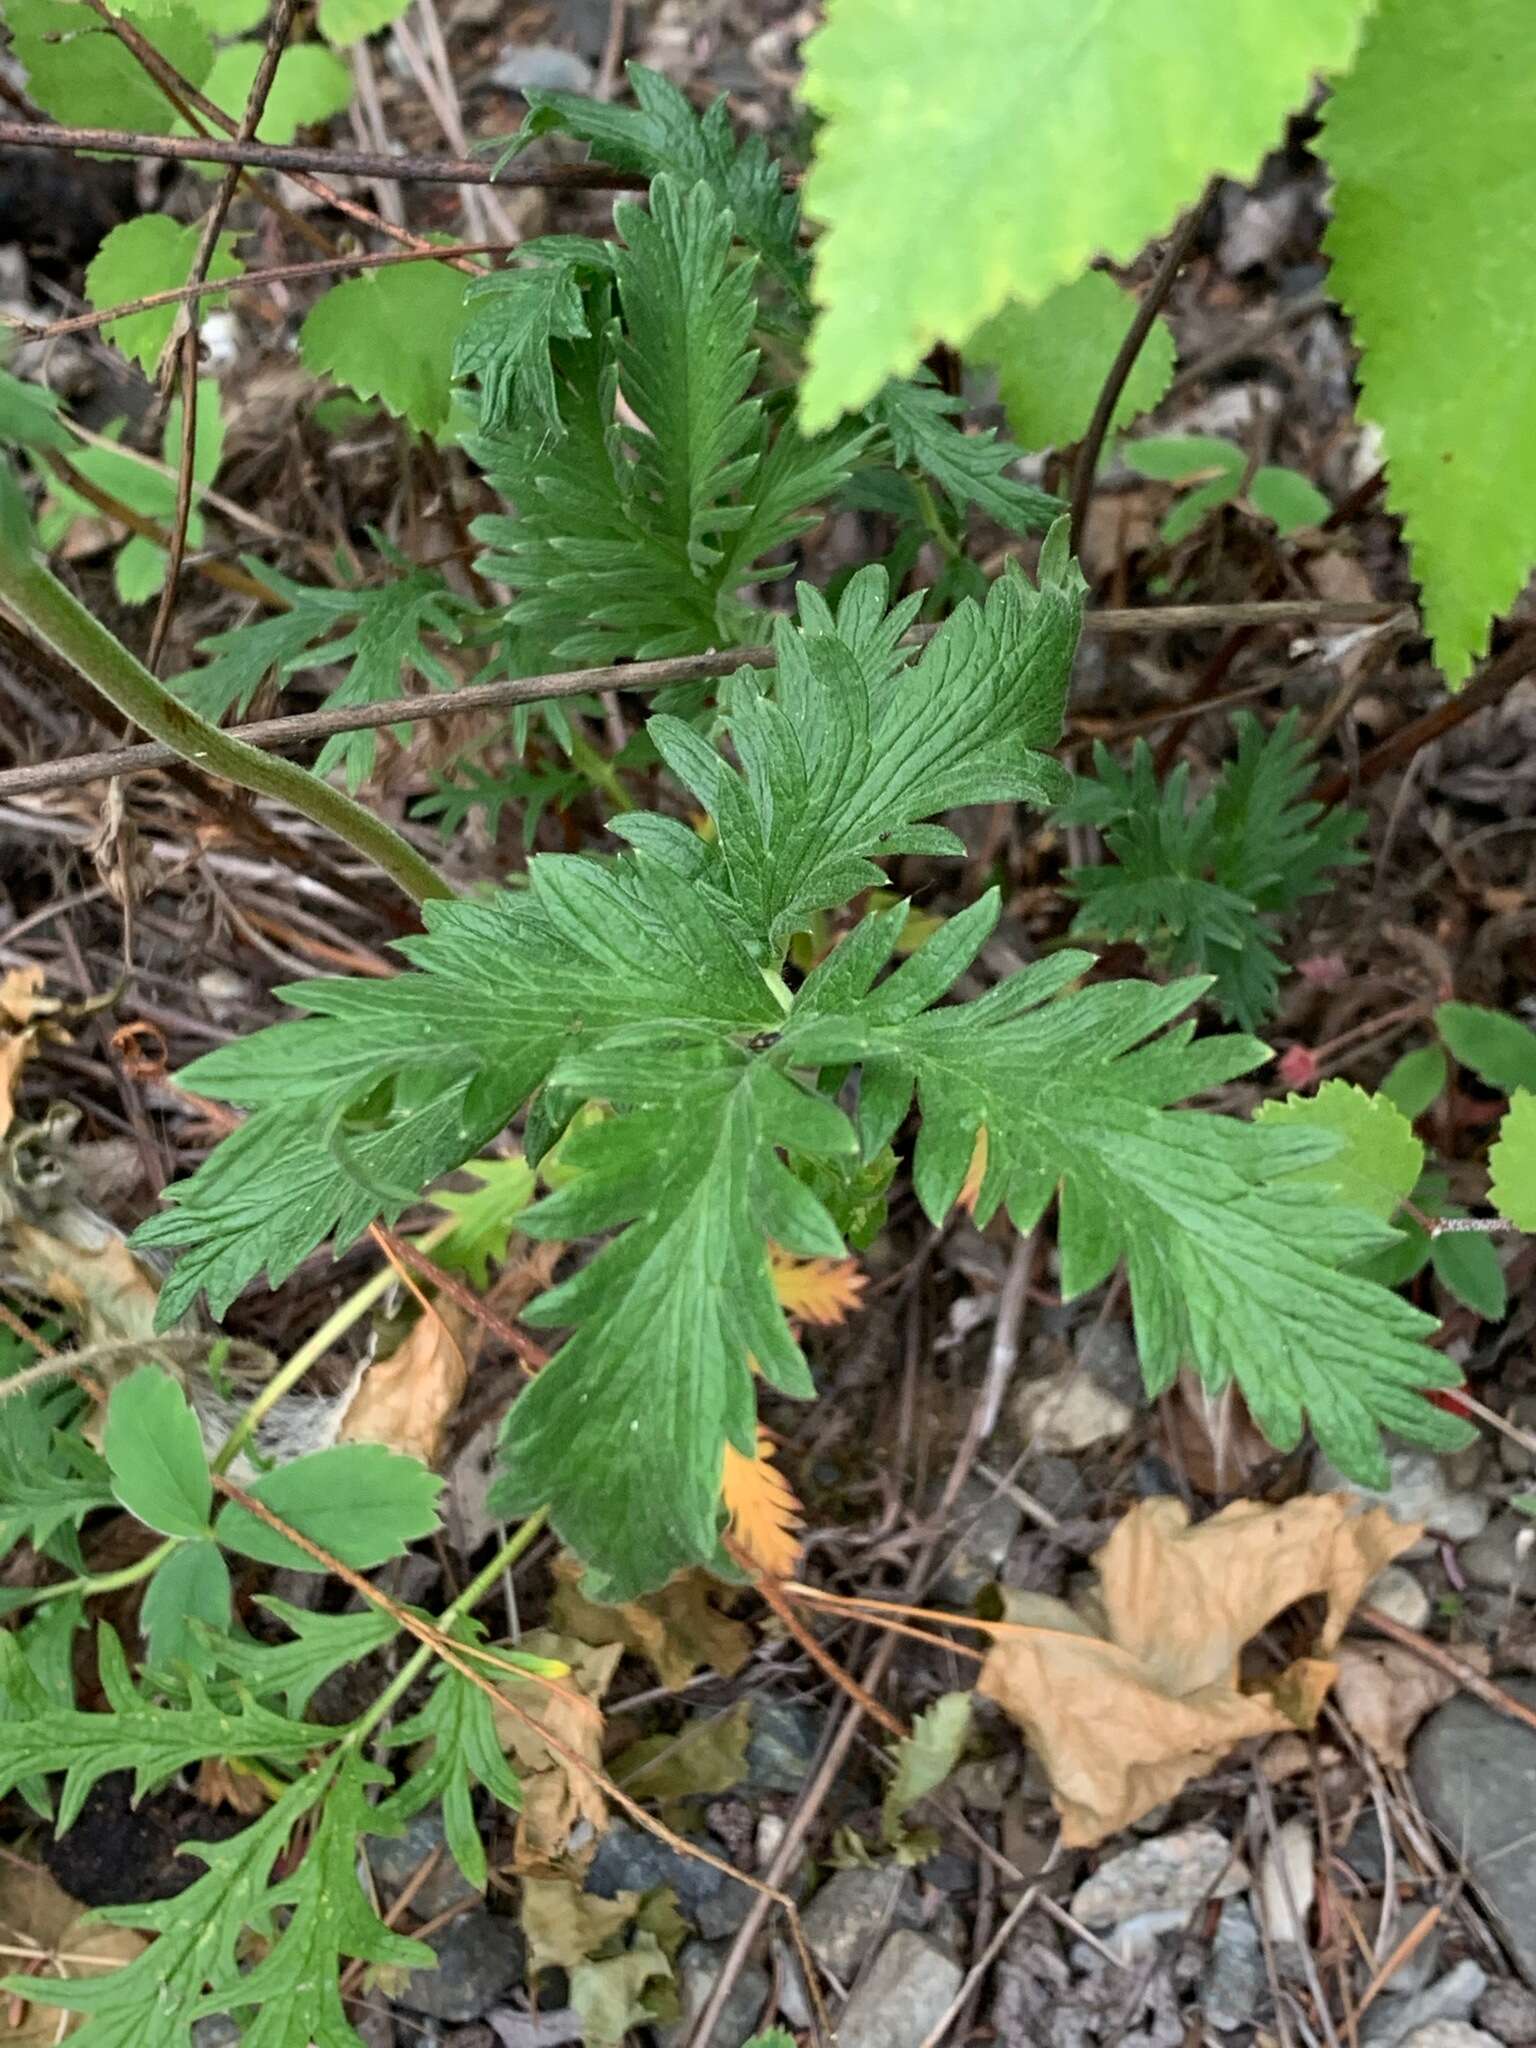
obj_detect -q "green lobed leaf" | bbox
[1256,1081,1423,1223]
[1321,0,1536,682]
[0,1625,332,1832]
[377,1618,524,1890]
[197,1596,400,1719]
[454,260,591,436]
[86,220,244,376]
[1436,1001,1536,1095]
[508,63,807,294]
[798,0,1373,426]
[1490,1090,1536,1232]
[969,270,1175,452]
[300,257,475,438]
[866,374,1062,533]
[213,1442,443,1572]
[781,933,1473,1487]
[103,1366,213,1540]
[431,1156,538,1290]
[0,1362,113,1561]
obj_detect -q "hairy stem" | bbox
[0,516,453,907]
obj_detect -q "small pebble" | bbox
[1361,1962,1490,2048]
[1258,1817,1315,1948]
[1365,1563,1431,1632]
[1071,1825,1247,1927]
[487,44,595,95]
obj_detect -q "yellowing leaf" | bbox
[721,1431,803,1580]
[549,1558,753,1691]
[1490,1089,1536,1231]
[768,1247,866,1325]
[337,1300,474,1467]
[979,1494,1416,1844]
[1257,1079,1424,1222]
[611,1700,752,1804]
[958,1126,988,1215]
[521,1876,639,1976]
[799,0,1374,425]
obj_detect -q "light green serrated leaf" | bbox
[1322,0,1536,683]
[1256,1080,1423,1223]
[141,1540,231,1674]
[970,270,1175,453]
[300,258,474,438]
[1490,1090,1536,1232]
[799,0,1373,427]
[8,0,213,135]
[882,1691,971,1848]
[318,0,414,45]
[86,220,244,375]
[1437,1001,1536,1095]
[192,42,354,150]
[214,1443,442,1572]
[103,1366,212,1539]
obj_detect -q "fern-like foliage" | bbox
[172,554,477,788]
[1059,712,1367,1027]
[134,548,1466,1600]
[464,175,869,665]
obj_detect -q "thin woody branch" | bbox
[0,599,1407,803]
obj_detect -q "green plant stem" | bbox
[28,1537,176,1606]
[213,1217,457,1475]
[910,478,962,565]
[346,1509,550,1749]
[0,520,453,908]
[567,729,634,813]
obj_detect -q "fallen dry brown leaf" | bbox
[491,1629,623,1874]
[0,967,64,1143]
[979,1494,1417,1845]
[338,1299,477,1467]
[1330,1639,1457,1767]
[549,1557,753,1691]
[721,1429,804,1579]
[0,1857,146,2040]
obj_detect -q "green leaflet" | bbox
[780,916,1471,1488]
[1061,712,1365,1028]
[1322,0,1536,684]
[9,1752,430,2048]
[300,257,475,438]
[0,1625,332,1831]
[866,375,1064,534]
[1256,1082,1423,1224]
[376,1618,524,1890]
[85,220,243,375]
[1491,1091,1536,1233]
[799,0,1373,425]
[171,558,477,786]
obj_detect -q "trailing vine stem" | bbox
[0,485,453,909]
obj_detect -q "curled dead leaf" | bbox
[1330,1639,1458,1767]
[549,1558,752,1691]
[979,1494,1418,1845]
[338,1300,477,1467]
[0,968,66,1143]
[491,1629,622,1874]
